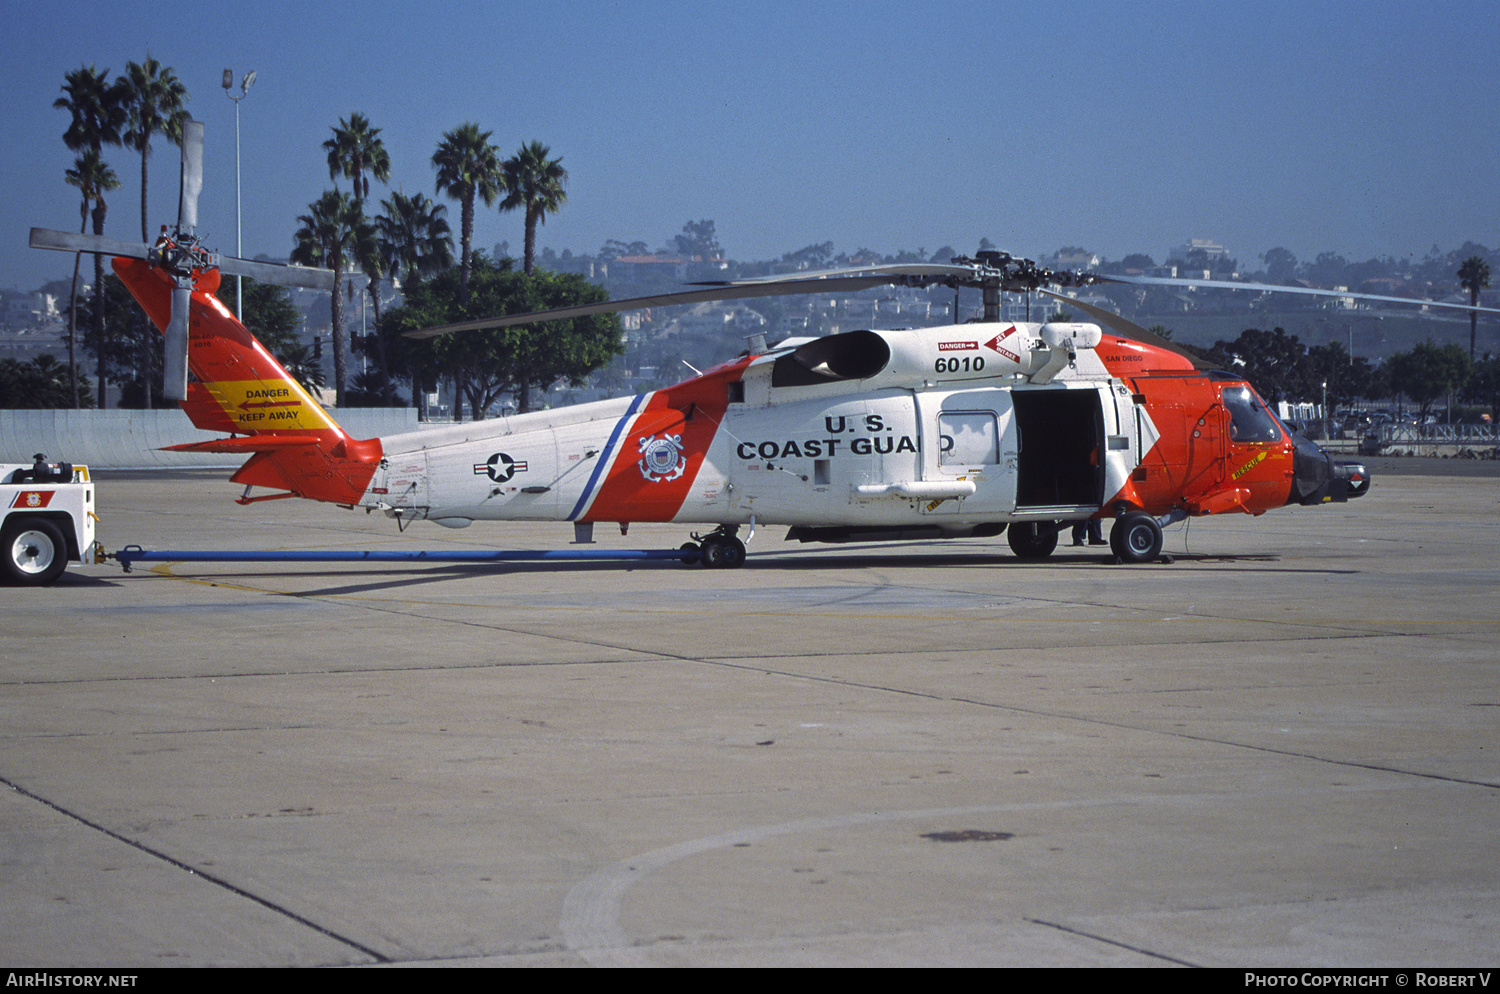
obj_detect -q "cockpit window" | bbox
[1222,385,1282,443]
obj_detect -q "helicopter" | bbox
[29,122,1500,567]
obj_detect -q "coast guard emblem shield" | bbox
[637,433,687,482]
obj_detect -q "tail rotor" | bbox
[28,117,334,402]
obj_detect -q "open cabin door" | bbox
[1011,387,1104,513]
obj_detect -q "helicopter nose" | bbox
[1287,434,1370,505]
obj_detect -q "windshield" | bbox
[1222,385,1283,443]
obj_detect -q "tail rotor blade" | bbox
[219,255,338,292]
[178,119,204,233]
[29,228,151,260]
[163,283,192,401]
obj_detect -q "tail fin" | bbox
[113,257,381,504]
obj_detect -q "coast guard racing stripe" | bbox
[573,365,742,523]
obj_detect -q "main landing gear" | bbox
[683,525,746,569]
[1004,513,1172,564]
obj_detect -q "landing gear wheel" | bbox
[1006,521,1058,560]
[698,535,746,569]
[2,518,68,586]
[1110,512,1164,564]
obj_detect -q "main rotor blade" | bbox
[178,119,204,233]
[163,283,191,401]
[1037,289,1211,369]
[699,262,983,287]
[30,228,150,260]
[1100,274,1500,317]
[405,275,898,339]
[219,256,337,292]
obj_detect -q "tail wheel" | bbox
[1110,512,1164,564]
[1006,521,1058,560]
[2,518,69,586]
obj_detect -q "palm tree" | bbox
[500,141,568,276]
[1458,256,1492,360]
[291,191,376,407]
[431,123,502,300]
[353,227,391,404]
[375,191,454,410]
[376,190,454,287]
[324,112,391,203]
[63,150,119,409]
[122,56,190,243]
[56,65,128,157]
[57,66,128,409]
[274,342,327,396]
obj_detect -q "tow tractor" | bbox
[1,455,98,586]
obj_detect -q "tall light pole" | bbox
[222,69,256,319]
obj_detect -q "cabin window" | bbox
[1222,385,1282,443]
[938,412,999,467]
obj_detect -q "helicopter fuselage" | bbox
[362,321,1356,538]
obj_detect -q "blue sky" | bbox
[6,0,1498,291]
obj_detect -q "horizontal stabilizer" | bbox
[161,436,322,454]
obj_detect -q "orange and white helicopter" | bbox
[30,121,1499,567]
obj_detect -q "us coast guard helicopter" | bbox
[30,123,1500,567]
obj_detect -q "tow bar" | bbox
[112,545,700,571]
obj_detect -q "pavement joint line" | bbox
[0,775,391,964]
[1025,917,1201,967]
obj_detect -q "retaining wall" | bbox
[0,408,421,469]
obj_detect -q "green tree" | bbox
[382,257,622,419]
[1261,247,1298,283]
[674,219,721,260]
[344,368,404,407]
[432,123,502,300]
[323,114,391,393]
[1463,354,1500,422]
[0,356,94,409]
[120,57,189,405]
[1457,255,1491,360]
[353,225,389,400]
[782,242,835,270]
[56,65,128,409]
[374,191,454,408]
[377,191,455,288]
[73,274,161,407]
[324,112,390,203]
[275,342,327,395]
[62,149,119,408]
[1204,327,1307,403]
[56,65,128,154]
[500,141,568,275]
[291,190,377,406]
[1387,341,1471,420]
[121,56,190,243]
[1301,341,1374,411]
[214,277,301,356]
